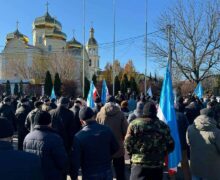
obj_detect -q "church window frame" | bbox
[48,45,52,52]
[38,37,43,44]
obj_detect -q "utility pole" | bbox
[82,0,86,98]
[144,0,148,95]
[112,0,116,96]
[167,24,172,73]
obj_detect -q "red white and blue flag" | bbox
[87,81,98,108]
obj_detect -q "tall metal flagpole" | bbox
[112,0,116,96]
[167,24,172,74]
[144,0,148,95]
[82,0,86,98]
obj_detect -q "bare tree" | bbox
[5,54,48,82]
[150,0,220,83]
[4,51,80,84]
[47,52,79,81]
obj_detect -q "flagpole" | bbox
[167,24,172,74]
[144,0,148,95]
[82,0,86,98]
[112,0,116,96]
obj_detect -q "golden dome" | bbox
[44,27,67,41]
[67,37,82,49]
[6,29,29,44]
[34,12,62,30]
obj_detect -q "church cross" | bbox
[46,2,49,13]
[16,20,19,30]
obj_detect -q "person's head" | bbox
[106,95,115,104]
[34,111,52,127]
[140,95,146,103]
[0,117,14,142]
[43,98,50,105]
[79,107,95,125]
[51,98,56,103]
[3,97,11,105]
[20,98,29,106]
[135,102,144,117]
[129,94,134,100]
[200,108,214,118]
[34,101,43,109]
[143,102,157,119]
[74,100,82,108]
[211,95,217,102]
[207,101,215,109]
[94,96,102,106]
[58,97,69,108]
[189,96,196,103]
[31,96,37,103]
[121,100,128,109]
[176,96,184,105]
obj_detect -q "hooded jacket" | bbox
[96,102,128,158]
[187,114,220,180]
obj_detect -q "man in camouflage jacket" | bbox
[125,102,174,180]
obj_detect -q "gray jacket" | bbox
[187,115,220,180]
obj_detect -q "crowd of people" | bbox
[0,92,220,180]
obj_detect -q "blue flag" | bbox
[157,67,182,170]
[86,81,98,108]
[101,80,109,104]
[194,82,203,99]
[50,87,56,99]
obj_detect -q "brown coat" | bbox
[96,102,128,158]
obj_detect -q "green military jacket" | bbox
[124,117,174,168]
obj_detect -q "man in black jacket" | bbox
[71,107,119,180]
[15,98,31,150]
[0,97,17,131]
[0,117,43,180]
[23,111,68,180]
[50,97,81,153]
[70,99,82,131]
[25,101,43,132]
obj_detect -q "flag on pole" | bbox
[87,81,98,108]
[147,86,153,97]
[50,87,56,99]
[101,80,109,104]
[157,67,182,172]
[193,82,203,99]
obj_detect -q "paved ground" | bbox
[66,163,184,180]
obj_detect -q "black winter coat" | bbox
[0,103,17,131]
[15,105,31,134]
[70,105,82,130]
[23,126,68,180]
[0,141,43,180]
[50,106,81,152]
